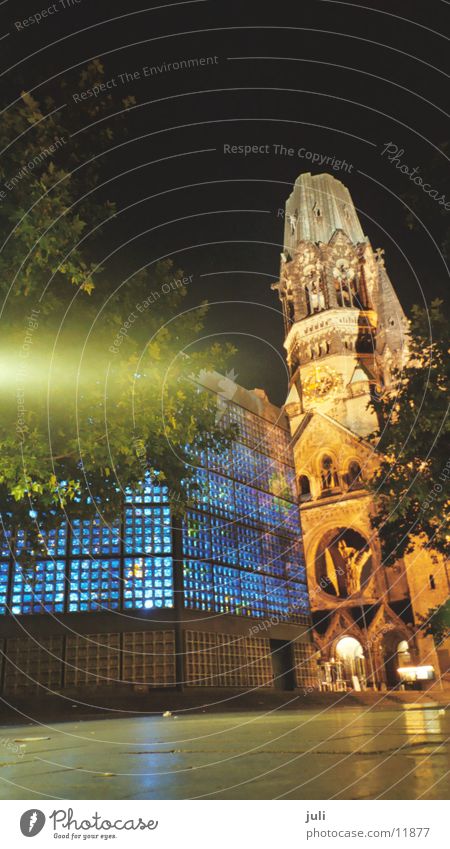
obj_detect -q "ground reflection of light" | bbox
[403,708,444,738]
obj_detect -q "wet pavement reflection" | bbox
[0,707,448,800]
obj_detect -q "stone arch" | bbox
[316,451,340,493]
[345,458,364,491]
[368,605,415,687]
[314,527,373,598]
[298,474,312,502]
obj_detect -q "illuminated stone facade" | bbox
[274,172,449,688]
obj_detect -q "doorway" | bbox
[270,640,296,690]
[335,636,367,687]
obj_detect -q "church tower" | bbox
[273,173,418,689]
[274,172,408,439]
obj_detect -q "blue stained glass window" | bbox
[240,570,266,618]
[0,532,12,559]
[125,473,169,504]
[213,564,242,614]
[235,482,260,525]
[183,560,214,611]
[260,532,287,578]
[124,506,171,554]
[15,526,67,558]
[123,556,173,609]
[208,472,234,518]
[284,539,307,583]
[68,558,121,611]
[287,583,311,618]
[258,490,282,531]
[236,524,263,571]
[182,511,211,560]
[11,560,66,614]
[188,467,209,510]
[265,576,290,617]
[283,504,302,535]
[210,517,238,565]
[207,445,232,473]
[232,442,255,484]
[252,450,271,491]
[0,561,9,614]
[40,525,67,557]
[70,518,120,556]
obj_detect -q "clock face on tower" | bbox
[302,366,339,401]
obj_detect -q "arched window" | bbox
[298,475,312,502]
[320,455,339,492]
[346,461,363,491]
[333,260,363,309]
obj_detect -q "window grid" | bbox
[70,518,120,557]
[0,562,9,614]
[11,560,66,615]
[68,559,121,612]
[1,400,309,623]
[123,556,173,610]
[124,506,171,555]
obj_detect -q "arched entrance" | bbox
[315,528,373,598]
[381,632,412,687]
[335,636,367,688]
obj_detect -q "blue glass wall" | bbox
[0,398,309,623]
[182,400,309,624]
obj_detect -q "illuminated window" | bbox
[208,472,234,517]
[123,556,173,609]
[213,564,242,614]
[124,506,171,555]
[0,397,309,624]
[182,511,211,560]
[210,517,238,565]
[68,559,121,612]
[241,571,266,618]
[237,524,263,571]
[11,560,66,615]
[71,518,120,557]
[0,561,10,613]
[183,561,214,611]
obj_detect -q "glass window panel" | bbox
[213,564,242,615]
[210,517,238,565]
[0,561,9,614]
[182,511,211,560]
[240,571,266,618]
[236,524,264,572]
[123,556,173,609]
[183,560,214,611]
[124,506,171,555]
[68,558,121,611]
[208,472,234,518]
[12,560,66,614]
[70,518,121,557]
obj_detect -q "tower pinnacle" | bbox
[274,172,408,437]
[284,172,365,256]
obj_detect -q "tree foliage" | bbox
[370,300,450,565]
[0,65,235,567]
[419,599,450,647]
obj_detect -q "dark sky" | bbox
[2,0,449,404]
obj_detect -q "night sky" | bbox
[2,0,449,405]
